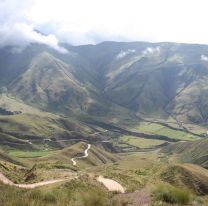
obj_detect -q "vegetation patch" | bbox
[153,183,192,204]
[9,150,49,158]
[134,122,197,140]
[120,135,165,149]
[161,139,208,168]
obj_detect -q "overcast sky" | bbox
[1,0,208,51]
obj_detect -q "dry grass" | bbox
[153,183,192,204]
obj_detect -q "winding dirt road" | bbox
[0,142,125,193]
[0,172,68,189]
[71,144,91,166]
[0,171,125,193]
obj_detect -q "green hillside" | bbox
[2,42,208,124]
[37,142,119,169]
[161,164,208,195]
[161,139,208,168]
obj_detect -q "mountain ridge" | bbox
[1,41,208,123]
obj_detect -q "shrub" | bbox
[81,191,108,206]
[28,189,43,200]
[153,183,192,204]
[43,192,57,203]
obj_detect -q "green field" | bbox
[9,150,49,158]
[120,135,165,148]
[132,122,199,140]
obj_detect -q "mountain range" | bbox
[1,41,208,124]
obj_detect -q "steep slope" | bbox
[0,115,95,150]
[0,93,97,150]
[66,41,208,123]
[0,44,112,116]
[167,76,208,123]
[8,52,92,114]
[2,41,208,123]
[161,164,208,194]
[161,139,208,168]
[102,43,208,122]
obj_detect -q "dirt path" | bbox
[97,176,125,193]
[0,171,126,193]
[0,172,68,189]
[0,142,125,192]
[71,144,91,166]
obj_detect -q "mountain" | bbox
[0,41,208,154]
[1,41,208,124]
[9,52,90,113]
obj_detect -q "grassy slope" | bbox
[4,42,208,124]
[0,143,208,205]
[11,52,88,112]
[161,139,208,168]
[0,176,123,206]
[88,150,163,192]
[161,164,208,195]
[102,43,208,124]
[8,51,112,117]
[0,113,94,150]
[0,92,97,151]
[37,142,119,169]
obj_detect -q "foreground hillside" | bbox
[1,145,208,205]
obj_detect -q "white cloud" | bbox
[1,0,208,46]
[116,49,136,59]
[201,54,208,61]
[0,0,67,52]
[142,47,160,55]
[0,22,67,53]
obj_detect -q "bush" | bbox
[43,192,57,203]
[81,191,108,206]
[153,184,192,204]
[28,189,43,200]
